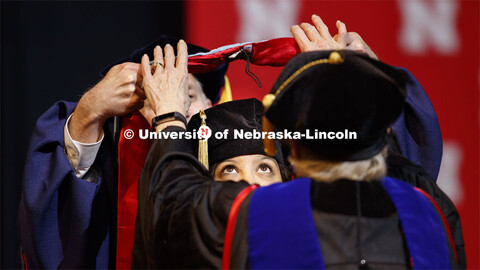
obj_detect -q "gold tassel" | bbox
[218,76,233,104]
[262,94,277,156]
[198,110,209,169]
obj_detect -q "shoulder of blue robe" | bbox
[18,101,112,269]
[392,67,443,181]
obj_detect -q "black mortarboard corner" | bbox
[188,99,284,168]
[99,35,229,103]
[263,50,406,161]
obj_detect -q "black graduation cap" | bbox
[99,35,229,103]
[188,99,284,168]
[263,50,406,161]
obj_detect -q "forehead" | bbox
[188,74,203,91]
[224,154,276,164]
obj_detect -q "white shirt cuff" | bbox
[64,114,104,179]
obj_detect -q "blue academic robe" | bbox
[392,68,443,180]
[18,101,118,269]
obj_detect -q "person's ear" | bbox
[206,98,212,108]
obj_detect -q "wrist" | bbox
[155,120,186,132]
[69,113,105,143]
[152,112,187,130]
[154,105,186,117]
[77,90,109,123]
[70,95,106,143]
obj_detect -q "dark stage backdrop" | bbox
[0,2,183,268]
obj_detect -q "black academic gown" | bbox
[132,126,249,269]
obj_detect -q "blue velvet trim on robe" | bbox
[382,176,451,269]
[248,178,325,269]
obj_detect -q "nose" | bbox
[243,171,259,186]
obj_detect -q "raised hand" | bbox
[344,32,378,60]
[70,62,146,143]
[291,14,347,52]
[291,14,378,60]
[141,40,189,130]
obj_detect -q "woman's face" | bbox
[213,154,282,186]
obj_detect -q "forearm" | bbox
[69,91,106,143]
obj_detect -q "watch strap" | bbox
[151,112,187,129]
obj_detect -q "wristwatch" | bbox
[151,112,187,129]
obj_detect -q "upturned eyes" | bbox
[221,165,238,174]
[258,163,272,173]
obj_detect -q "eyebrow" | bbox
[222,159,238,164]
[258,156,275,162]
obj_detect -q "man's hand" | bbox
[85,62,146,119]
[291,15,347,52]
[291,14,378,60]
[344,32,378,60]
[141,40,189,130]
[70,62,146,143]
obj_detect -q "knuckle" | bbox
[353,43,364,51]
[303,23,314,30]
[350,32,360,38]
[127,73,136,82]
[119,62,129,69]
[122,62,137,71]
[107,65,119,74]
[304,45,314,52]
[116,64,129,74]
[126,84,136,93]
[127,62,139,69]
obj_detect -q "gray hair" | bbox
[290,147,388,182]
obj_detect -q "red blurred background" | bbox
[185,0,479,268]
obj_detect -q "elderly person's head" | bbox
[188,99,290,186]
[263,50,406,182]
